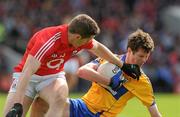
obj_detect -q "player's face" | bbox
[127,48,150,67]
[72,35,94,48]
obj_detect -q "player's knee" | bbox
[54,93,67,107]
[54,84,68,105]
[30,98,48,117]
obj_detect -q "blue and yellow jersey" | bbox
[81,54,155,117]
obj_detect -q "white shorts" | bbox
[9,72,66,99]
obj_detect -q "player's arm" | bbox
[89,39,141,80]
[77,62,110,85]
[6,55,40,117]
[89,40,123,67]
[15,54,40,103]
[77,60,125,90]
[148,104,162,117]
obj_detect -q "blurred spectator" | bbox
[0,47,10,92]
[0,0,180,93]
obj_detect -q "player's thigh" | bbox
[30,97,48,117]
[39,78,68,105]
[30,97,70,117]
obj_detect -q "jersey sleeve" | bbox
[123,74,155,107]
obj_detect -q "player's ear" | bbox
[127,47,131,53]
[74,34,81,40]
[127,48,134,54]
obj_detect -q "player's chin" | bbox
[139,63,144,67]
[73,43,81,48]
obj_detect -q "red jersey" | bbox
[14,24,94,75]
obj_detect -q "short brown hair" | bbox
[127,29,154,53]
[68,14,100,38]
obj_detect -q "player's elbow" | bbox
[76,67,86,78]
[155,113,162,117]
[150,110,162,117]
[151,114,162,117]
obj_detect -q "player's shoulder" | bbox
[139,69,151,81]
[141,70,148,77]
[32,25,66,42]
[36,24,67,35]
[39,25,62,34]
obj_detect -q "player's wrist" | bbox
[6,103,23,117]
[108,78,114,87]
[109,76,120,90]
[116,59,123,68]
[12,103,23,115]
[121,63,127,71]
[14,103,23,109]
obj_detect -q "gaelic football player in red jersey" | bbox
[31,29,162,117]
[4,14,140,117]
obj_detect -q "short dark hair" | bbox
[68,14,100,38]
[127,29,154,53]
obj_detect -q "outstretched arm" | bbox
[15,55,40,103]
[6,55,40,117]
[89,40,141,79]
[89,40,123,68]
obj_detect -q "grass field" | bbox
[0,93,180,117]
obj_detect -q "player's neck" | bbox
[125,53,130,63]
[67,32,75,46]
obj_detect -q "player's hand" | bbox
[109,71,127,90]
[121,63,141,80]
[6,103,23,117]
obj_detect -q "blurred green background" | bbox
[1,0,180,117]
[1,93,180,117]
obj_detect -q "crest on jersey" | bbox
[72,50,78,56]
[59,53,66,58]
[112,65,120,74]
[51,53,58,58]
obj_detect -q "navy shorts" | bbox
[69,99,101,117]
